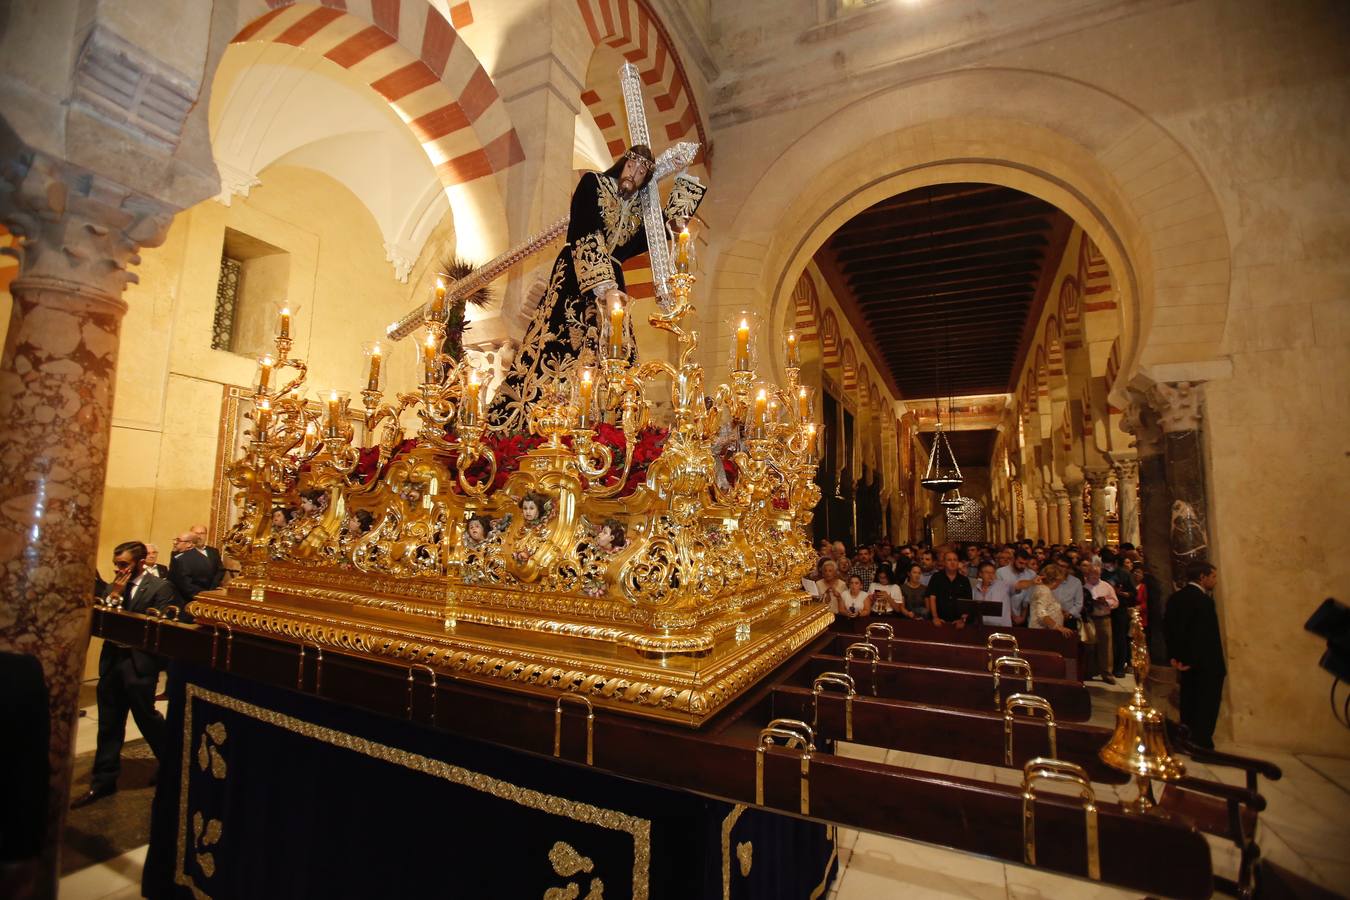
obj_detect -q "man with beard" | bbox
[488,145,706,433]
[71,541,175,807]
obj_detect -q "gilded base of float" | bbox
[188,576,833,728]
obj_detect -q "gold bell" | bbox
[1098,609,1185,812]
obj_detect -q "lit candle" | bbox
[675,226,691,273]
[609,298,626,359]
[463,369,481,425]
[367,343,382,392]
[258,354,274,391]
[255,398,271,433]
[785,331,799,367]
[806,422,818,459]
[797,386,810,420]
[735,318,751,371]
[327,390,341,437]
[422,333,439,383]
[303,421,317,454]
[278,307,291,339]
[578,368,594,425]
[432,277,447,316]
[753,387,768,434]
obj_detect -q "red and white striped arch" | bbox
[819,310,841,369]
[233,1,523,190]
[840,341,858,393]
[791,271,821,342]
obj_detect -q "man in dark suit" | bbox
[1164,561,1225,749]
[170,529,222,608]
[190,523,225,586]
[142,542,169,578]
[72,541,176,808]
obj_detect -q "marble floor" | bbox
[59,676,1350,899]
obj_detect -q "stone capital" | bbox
[1120,392,1164,456]
[1147,381,1204,433]
[1113,458,1141,482]
[1082,465,1113,488]
[1,150,175,302]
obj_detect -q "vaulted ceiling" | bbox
[818,183,1072,398]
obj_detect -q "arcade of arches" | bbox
[1,0,1347,894]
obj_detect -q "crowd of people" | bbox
[810,536,1227,748]
[811,536,1159,685]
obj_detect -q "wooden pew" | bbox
[793,653,1093,721]
[824,633,1067,679]
[834,617,1079,678]
[772,682,1124,781]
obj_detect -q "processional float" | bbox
[91,64,1282,897]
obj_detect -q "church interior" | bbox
[1,1,1348,898]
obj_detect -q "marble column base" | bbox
[0,276,126,896]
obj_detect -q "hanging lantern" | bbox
[921,422,963,493]
[940,487,964,508]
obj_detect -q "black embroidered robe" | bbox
[487,170,705,433]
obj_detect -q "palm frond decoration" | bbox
[436,256,493,362]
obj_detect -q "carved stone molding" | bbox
[1147,381,1203,433]
[1,151,175,301]
[1119,392,1164,457]
[213,160,262,208]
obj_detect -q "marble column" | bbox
[1121,396,1171,664]
[1034,497,1049,543]
[1114,459,1141,547]
[1066,482,1086,546]
[0,152,174,894]
[1083,466,1112,548]
[1149,381,1210,582]
[1053,488,1072,546]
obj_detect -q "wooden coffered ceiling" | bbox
[818,183,1072,398]
[920,428,999,471]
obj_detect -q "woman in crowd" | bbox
[1029,563,1076,639]
[816,559,846,614]
[898,562,930,620]
[838,573,872,618]
[869,566,902,616]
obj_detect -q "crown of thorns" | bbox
[622,146,654,171]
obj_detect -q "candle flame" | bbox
[612,299,623,313]
[305,422,316,434]
[436,276,445,290]
[468,369,480,385]
[739,318,749,330]
[798,386,807,397]
[371,343,381,357]
[581,368,593,384]
[280,307,291,317]
[261,355,274,367]
[329,390,338,402]
[756,388,767,401]
[257,398,271,411]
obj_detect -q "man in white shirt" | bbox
[973,561,1013,627]
[996,547,1037,625]
[1082,560,1119,683]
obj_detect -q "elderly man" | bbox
[72,541,175,807]
[1082,559,1119,683]
[189,523,226,586]
[170,529,221,608]
[143,543,168,578]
